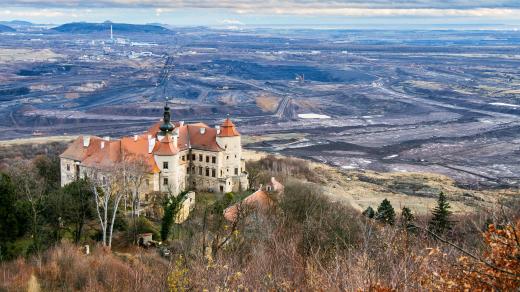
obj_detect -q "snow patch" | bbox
[298,113,331,119]
[490,102,520,108]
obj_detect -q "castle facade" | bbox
[60,105,249,196]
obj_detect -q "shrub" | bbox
[375,199,396,225]
[428,192,454,234]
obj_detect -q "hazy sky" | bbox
[1,0,520,28]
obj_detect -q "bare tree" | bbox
[121,153,150,244]
[8,161,46,253]
[87,166,125,248]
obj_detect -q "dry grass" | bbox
[0,244,169,292]
[255,94,281,112]
[0,48,65,63]
[243,150,514,215]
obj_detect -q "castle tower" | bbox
[216,117,247,190]
[155,104,182,195]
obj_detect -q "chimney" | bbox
[215,125,220,135]
[148,138,155,154]
[179,121,184,126]
[200,127,206,135]
[103,136,110,141]
[134,135,138,141]
[101,141,105,149]
[173,135,178,147]
[83,136,91,147]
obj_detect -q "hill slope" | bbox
[0,24,15,32]
[52,22,170,34]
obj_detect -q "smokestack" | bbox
[173,135,178,147]
[83,136,91,147]
[148,138,155,154]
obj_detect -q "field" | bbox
[0,27,519,188]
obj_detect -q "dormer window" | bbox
[163,161,169,169]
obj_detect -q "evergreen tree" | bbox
[160,191,189,241]
[428,192,454,234]
[362,206,375,219]
[0,173,29,260]
[400,206,414,228]
[375,199,395,225]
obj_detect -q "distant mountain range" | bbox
[0,20,33,27]
[0,24,15,32]
[52,22,171,34]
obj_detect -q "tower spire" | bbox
[160,102,174,134]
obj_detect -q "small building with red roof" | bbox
[60,104,249,196]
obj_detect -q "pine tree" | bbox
[362,206,375,219]
[400,206,414,228]
[375,199,395,225]
[428,192,454,234]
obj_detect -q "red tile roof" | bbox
[148,121,222,152]
[61,117,234,173]
[223,189,273,222]
[223,177,283,222]
[154,135,179,156]
[218,118,240,137]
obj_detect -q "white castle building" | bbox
[60,104,249,196]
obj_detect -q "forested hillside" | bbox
[0,142,518,291]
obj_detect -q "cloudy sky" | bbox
[1,0,520,28]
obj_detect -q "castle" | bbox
[60,104,249,196]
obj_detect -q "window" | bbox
[187,167,190,173]
[192,154,195,161]
[66,164,70,171]
[205,168,210,176]
[226,156,229,160]
[199,166,202,175]
[212,156,216,163]
[199,154,203,162]
[206,156,209,163]
[220,170,223,176]
[235,155,237,158]
[212,169,216,177]
[163,161,169,169]
[234,168,238,175]
[182,155,185,161]
[146,179,150,186]
[163,177,168,185]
